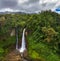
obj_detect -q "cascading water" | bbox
[19,28,26,53]
[16,28,28,61]
[16,27,18,50]
[16,28,27,58]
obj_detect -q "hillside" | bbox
[0,11,60,61]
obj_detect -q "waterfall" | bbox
[16,27,18,50]
[19,28,26,53]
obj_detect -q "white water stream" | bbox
[19,28,26,53]
[16,28,26,54]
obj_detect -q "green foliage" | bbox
[0,11,60,61]
[0,48,4,56]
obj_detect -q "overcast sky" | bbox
[0,0,60,13]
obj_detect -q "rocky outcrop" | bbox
[5,50,22,61]
[5,50,29,61]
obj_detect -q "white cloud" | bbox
[39,0,59,11]
[51,1,60,11]
[18,0,28,4]
[39,0,57,4]
[0,8,20,12]
[0,0,60,13]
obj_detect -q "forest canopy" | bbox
[0,11,60,61]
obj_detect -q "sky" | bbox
[0,0,60,13]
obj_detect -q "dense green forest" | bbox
[0,11,60,61]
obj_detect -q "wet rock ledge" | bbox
[5,50,29,61]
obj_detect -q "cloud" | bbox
[0,0,60,13]
[0,0,17,9]
[18,0,28,4]
[0,8,20,12]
